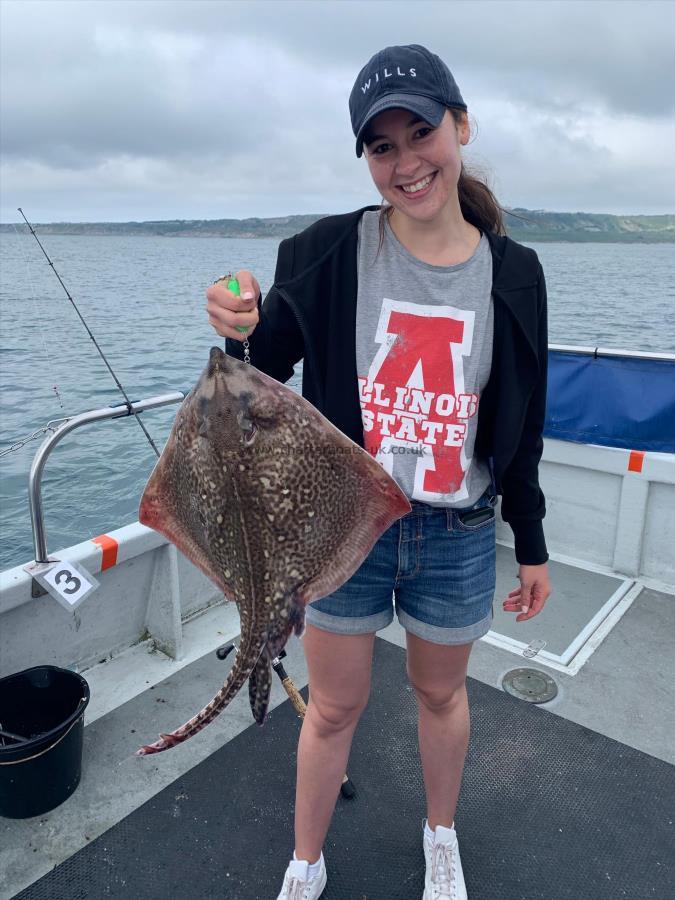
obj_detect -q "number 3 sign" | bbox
[34,559,99,612]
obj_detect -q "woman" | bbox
[206,43,552,900]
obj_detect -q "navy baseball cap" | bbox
[349,44,467,158]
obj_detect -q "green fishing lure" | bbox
[214,274,251,333]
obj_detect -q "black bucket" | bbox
[0,666,90,819]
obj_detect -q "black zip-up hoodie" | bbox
[225,204,549,565]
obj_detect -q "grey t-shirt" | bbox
[355,209,493,507]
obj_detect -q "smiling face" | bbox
[363,107,470,226]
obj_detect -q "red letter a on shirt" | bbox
[362,302,474,497]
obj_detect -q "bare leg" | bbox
[405,632,473,830]
[294,625,375,862]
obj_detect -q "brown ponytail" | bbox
[371,108,513,258]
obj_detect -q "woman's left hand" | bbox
[503,563,551,622]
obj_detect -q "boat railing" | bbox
[18,341,675,593]
[548,344,674,362]
[25,391,186,594]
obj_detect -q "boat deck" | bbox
[2,546,674,899]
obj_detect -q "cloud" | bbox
[1,0,673,220]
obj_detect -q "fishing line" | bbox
[9,222,65,409]
[17,208,161,459]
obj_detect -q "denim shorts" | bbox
[304,488,497,646]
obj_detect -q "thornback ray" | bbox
[136,347,411,755]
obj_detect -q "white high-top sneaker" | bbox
[422,819,468,900]
[276,852,327,900]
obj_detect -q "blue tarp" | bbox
[544,351,675,453]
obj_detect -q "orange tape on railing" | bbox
[627,450,645,473]
[91,534,119,570]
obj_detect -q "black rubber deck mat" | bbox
[15,637,673,900]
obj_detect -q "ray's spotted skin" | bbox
[136,347,410,756]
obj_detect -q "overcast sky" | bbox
[1,0,673,222]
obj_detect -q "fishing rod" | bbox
[17,207,161,459]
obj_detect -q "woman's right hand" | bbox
[206,270,260,341]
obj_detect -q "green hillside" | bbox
[3,209,674,242]
[503,209,675,242]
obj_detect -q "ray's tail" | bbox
[248,652,273,724]
[136,636,265,756]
